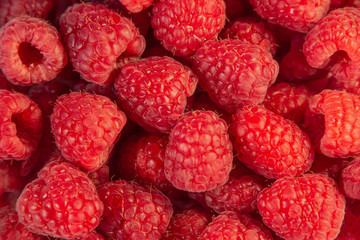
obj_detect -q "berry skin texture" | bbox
[114,56,198,134]
[118,0,154,13]
[340,158,360,199]
[164,110,233,192]
[250,0,330,33]
[199,211,274,240]
[151,0,226,56]
[309,89,360,158]
[193,39,279,113]
[97,180,173,240]
[0,89,43,161]
[230,105,314,179]
[257,174,346,240]
[0,16,68,86]
[50,92,127,171]
[59,3,146,85]
[15,161,104,239]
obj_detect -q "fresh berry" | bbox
[231,105,314,179]
[0,0,53,26]
[59,2,146,85]
[15,161,104,239]
[151,0,226,56]
[262,82,313,125]
[249,0,330,32]
[164,110,233,192]
[50,92,127,171]
[192,39,279,113]
[308,89,360,158]
[71,232,105,240]
[340,157,360,199]
[0,16,67,86]
[114,56,198,133]
[221,18,277,56]
[257,173,346,240]
[0,89,43,161]
[199,211,274,240]
[97,179,173,240]
[162,208,212,240]
[118,0,154,13]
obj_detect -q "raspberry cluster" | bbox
[1,0,360,239]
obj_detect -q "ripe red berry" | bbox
[341,157,360,199]
[118,0,154,13]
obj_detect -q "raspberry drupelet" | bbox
[50,92,127,171]
[0,16,68,86]
[118,0,154,13]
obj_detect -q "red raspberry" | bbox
[114,56,198,133]
[118,0,154,13]
[221,18,277,56]
[340,157,360,199]
[162,208,212,240]
[308,89,360,158]
[199,211,274,240]
[336,199,360,239]
[0,161,25,197]
[262,82,313,125]
[15,161,104,239]
[0,89,43,161]
[151,0,226,56]
[0,0,53,26]
[230,105,314,179]
[72,232,105,240]
[257,174,346,240]
[50,92,127,171]
[164,110,233,192]
[97,180,173,240]
[192,39,279,113]
[204,166,265,214]
[0,16,68,86]
[249,0,330,33]
[59,3,146,85]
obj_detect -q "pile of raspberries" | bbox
[2,0,360,239]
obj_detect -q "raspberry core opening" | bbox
[18,42,44,66]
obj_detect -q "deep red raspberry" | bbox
[192,39,279,113]
[340,157,360,199]
[204,166,265,214]
[0,0,53,26]
[15,161,104,239]
[257,174,346,240]
[151,0,226,56]
[118,0,153,13]
[199,211,274,240]
[59,3,146,85]
[71,232,105,240]
[0,161,26,197]
[114,56,198,133]
[221,18,277,56]
[250,0,330,33]
[336,199,360,239]
[164,110,233,192]
[0,89,43,160]
[50,92,127,171]
[0,16,67,86]
[308,89,360,158]
[262,82,313,125]
[98,180,173,240]
[162,208,212,240]
[230,105,314,179]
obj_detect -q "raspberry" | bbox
[162,208,212,240]
[118,0,154,13]
[221,18,277,56]
[192,39,279,113]
[199,211,274,240]
[0,0,53,26]
[164,110,233,192]
[257,174,346,240]
[72,232,105,240]
[0,89,43,161]
[308,89,360,158]
[97,180,173,240]
[250,0,330,33]
[15,161,104,239]
[59,3,146,85]
[114,56,198,133]
[262,82,313,125]
[50,92,127,171]
[151,0,226,56]
[0,16,68,86]
[336,199,360,239]
[340,157,360,199]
